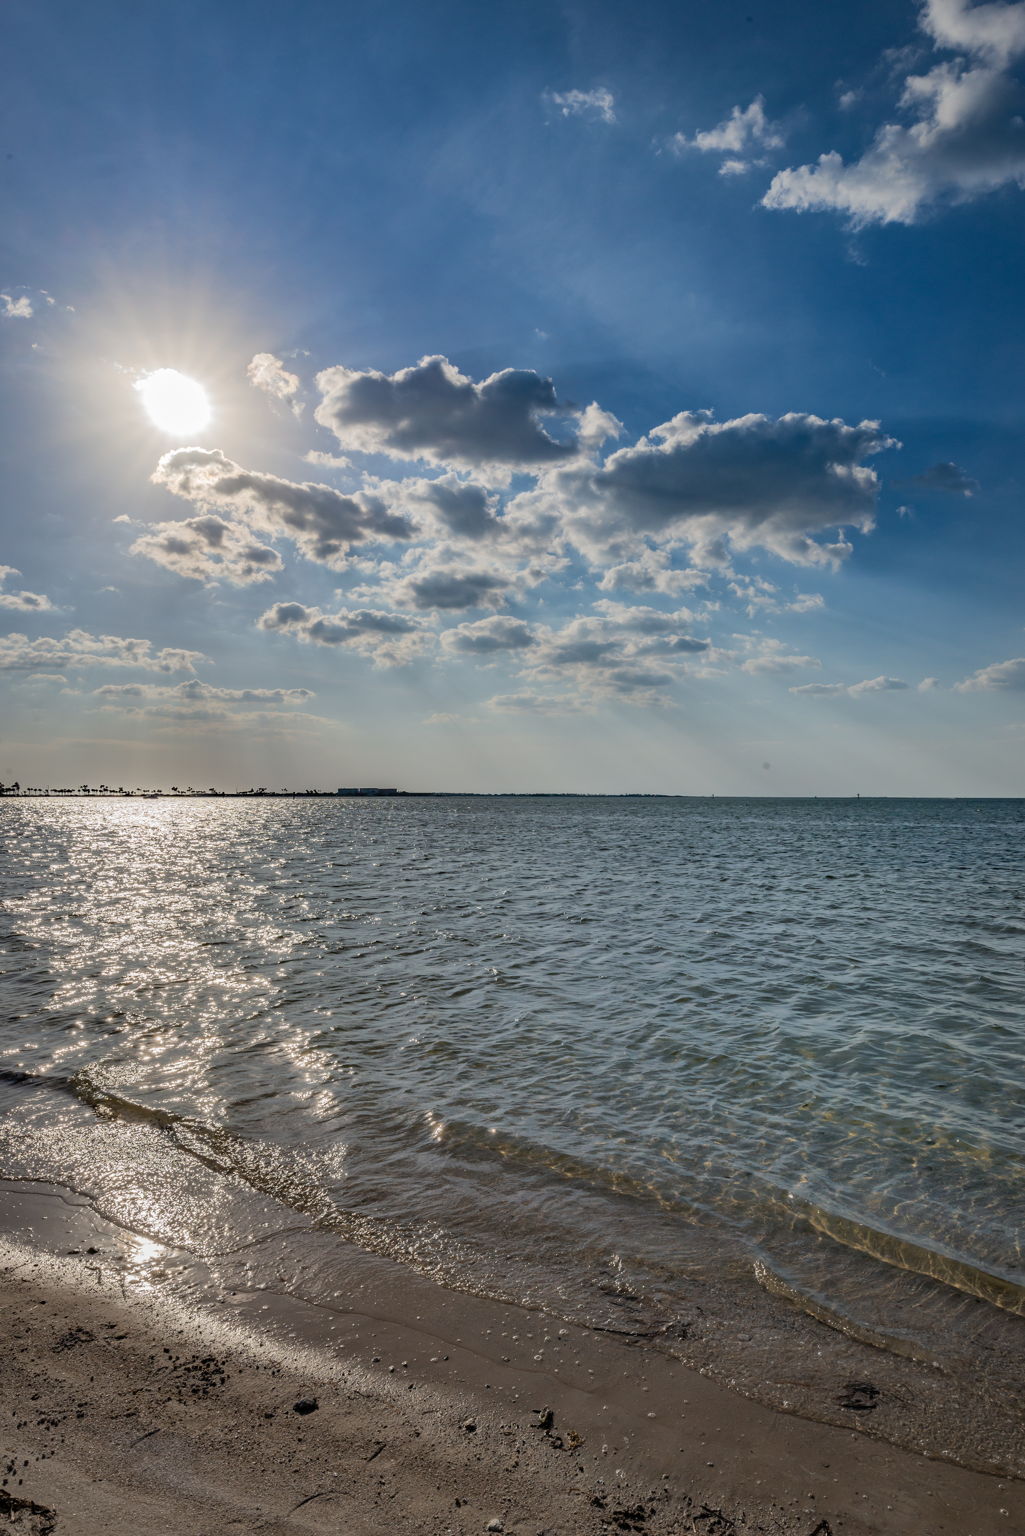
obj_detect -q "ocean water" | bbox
[1,796,1023,1469]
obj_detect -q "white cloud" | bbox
[765,2,1025,224]
[441,616,537,654]
[487,692,586,715]
[1,293,33,319]
[670,96,784,175]
[247,352,303,415]
[848,674,911,694]
[0,566,53,611]
[741,638,821,675]
[789,682,851,697]
[791,674,911,697]
[545,87,616,124]
[151,447,414,568]
[257,601,430,666]
[955,655,1025,689]
[94,679,314,716]
[130,514,285,585]
[922,0,1025,67]
[517,608,712,705]
[304,450,351,470]
[595,549,708,596]
[314,355,583,472]
[0,630,206,674]
[590,599,699,633]
[729,579,825,616]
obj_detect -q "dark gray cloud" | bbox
[557,411,893,566]
[152,448,414,568]
[391,566,512,611]
[314,355,579,470]
[412,478,504,541]
[258,602,429,666]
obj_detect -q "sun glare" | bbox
[136,369,211,436]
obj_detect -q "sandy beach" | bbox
[1,1179,1020,1536]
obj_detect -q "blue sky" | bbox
[2,0,1024,792]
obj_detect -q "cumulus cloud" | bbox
[1,293,33,319]
[741,638,821,674]
[487,691,586,715]
[314,355,581,471]
[789,682,851,698]
[590,599,699,634]
[94,679,314,712]
[151,447,414,568]
[441,616,537,654]
[922,0,1025,66]
[258,601,430,666]
[595,549,708,596]
[791,674,911,697]
[729,578,825,616]
[552,410,894,566]
[395,476,505,542]
[130,515,285,585]
[247,352,303,414]
[0,629,206,674]
[385,564,513,612]
[671,96,784,174]
[0,566,54,611]
[545,87,616,123]
[764,1,1025,224]
[304,450,351,470]
[848,674,911,694]
[912,459,979,493]
[955,655,1025,689]
[519,607,712,704]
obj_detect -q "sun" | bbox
[136,369,211,436]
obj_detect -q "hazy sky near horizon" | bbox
[2,0,1024,793]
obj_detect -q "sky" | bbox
[1,0,1024,794]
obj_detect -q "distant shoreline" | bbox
[2,790,1024,801]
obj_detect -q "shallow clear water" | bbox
[1,796,1023,1467]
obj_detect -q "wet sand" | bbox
[0,1181,1021,1535]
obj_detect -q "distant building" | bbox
[336,787,398,796]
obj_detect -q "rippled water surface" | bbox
[1,796,1023,1466]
